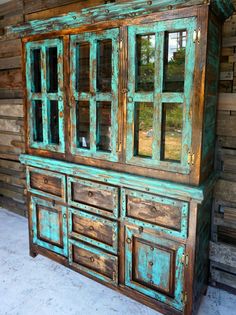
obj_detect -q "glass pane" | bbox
[161,103,183,162]
[76,42,90,92]
[49,100,59,144]
[47,47,58,93]
[163,31,186,92]
[33,100,43,142]
[32,49,41,93]
[76,101,90,149]
[96,102,111,152]
[136,34,155,92]
[134,102,153,158]
[97,40,112,92]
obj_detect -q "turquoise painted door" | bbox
[25,38,65,153]
[126,17,197,174]
[125,225,185,311]
[31,196,68,257]
[70,28,119,162]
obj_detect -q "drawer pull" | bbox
[149,261,154,266]
[139,226,143,233]
[88,191,93,198]
[151,206,157,213]
[44,177,48,184]
[150,246,154,251]
[63,214,67,219]
[126,238,132,244]
[90,256,95,262]
[89,226,94,231]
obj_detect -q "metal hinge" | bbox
[188,151,195,165]
[182,292,188,305]
[193,28,201,43]
[181,254,189,267]
[119,40,123,50]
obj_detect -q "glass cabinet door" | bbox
[70,29,119,162]
[126,18,196,174]
[26,39,65,153]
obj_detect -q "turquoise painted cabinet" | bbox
[15,0,234,314]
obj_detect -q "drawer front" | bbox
[68,177,119,218]
[27,167,66,201]
[121,189,188,239]
[31,196,68,257]
[125,225,185,311]
[68,208,118,254]
[69,239,118,285]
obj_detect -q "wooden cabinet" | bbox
[15,0,234,314]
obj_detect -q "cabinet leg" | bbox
[29,248,38,258]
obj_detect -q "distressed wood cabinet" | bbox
[12,0,234,314]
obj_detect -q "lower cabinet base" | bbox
[29,244,182,315]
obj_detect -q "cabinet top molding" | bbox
[7,0,234,37]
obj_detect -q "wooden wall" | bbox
[0,0,235,289]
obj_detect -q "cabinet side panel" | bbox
[192,194,212,314]
[201,15,221,182]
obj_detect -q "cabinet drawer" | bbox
[27,167,66,201]
[121,189,188,239]
[68,177,119,218]
[69,239,118,285]
[68,208,118,254]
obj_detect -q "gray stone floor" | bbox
[0,207,236,315]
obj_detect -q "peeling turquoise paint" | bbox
[126,17,196,175]
[31,196,68,257]
[8,0,234,37]
[125,225,185,311]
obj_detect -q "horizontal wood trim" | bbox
[210,241,236,269]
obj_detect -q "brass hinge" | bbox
[193,28,201,43]
[181,254,189,267]
[119,39,123,50]
[188,151,195,165]
[182,292,188,305]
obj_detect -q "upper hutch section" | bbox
[8,0,234,186]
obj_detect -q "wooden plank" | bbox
[0,56,21,70]
[218,93,236,111]
[223,36,236,47]
[0,39,21,58]
[0,69,22,89]
[0,118,22,133]
[214,179,236,203]
[218,136,236,149]
[0,173,25,187]
[0,100,23,117]
[217,111,236,137]
[210,241,236,269]
[0,159,24,171]
[211,268,236,289]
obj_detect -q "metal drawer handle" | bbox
[89,226,94,231]
[151,206,157,212]
[44,177,48,184]
[88,191,93,198]
[126,238,132,244]
[90,256,95,262]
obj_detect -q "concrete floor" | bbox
[0,208,236,315]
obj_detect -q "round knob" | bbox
[151,206,157,212]
[63,214,67,219]
[44,178,48,184]
[149,261,154,266]
[126,238,132,244]
[90,256,95,262]
[139,226,144,233]
[128,97,133,103]
[88,191,93,198]
[89,226,94,231]
[150,246,154,251]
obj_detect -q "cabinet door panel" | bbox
[31,196,68,257]
[125,225,185,311]
[26,38,65,153]
[126,17,197,174]
[70,28,119,162]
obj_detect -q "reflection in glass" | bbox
[33,100,43,142]
[76,42,90,92]
[136,34,155,92]
[97,40,112,92]
[32,49,41,93]
[96,102,111,152]
[47,47,58,93]
[49,100,59,144]
[134,102,153,158]
[163,31,186,92]
[161,103,183,162]
[76,101,90,149]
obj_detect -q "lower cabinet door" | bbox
[125,225,185,311]
[31,196,68,257]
